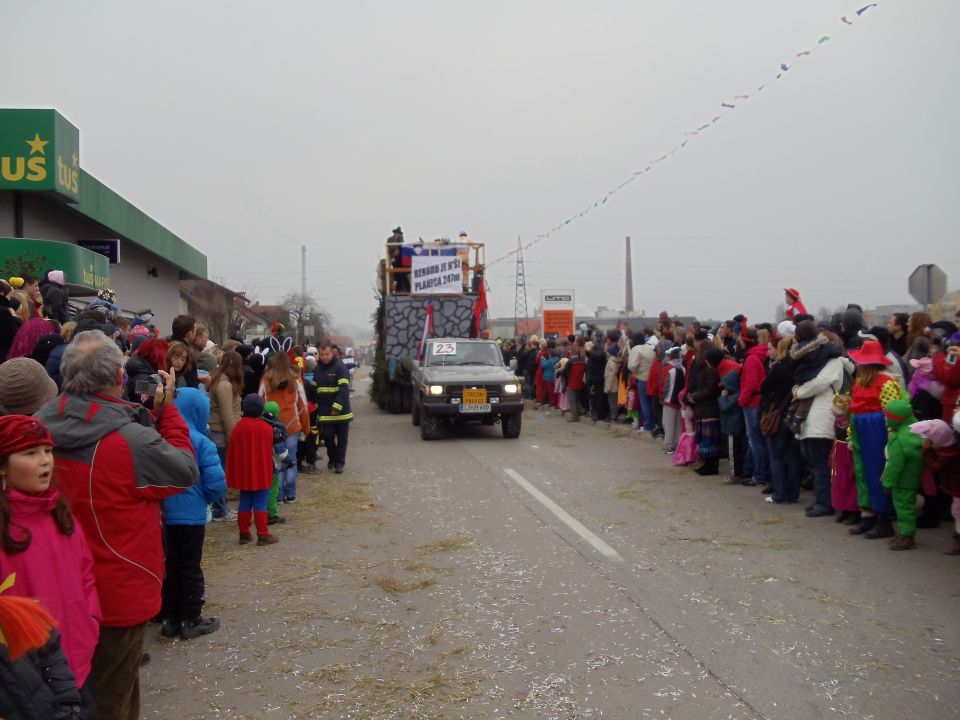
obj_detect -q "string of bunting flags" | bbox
[487,2,882,268]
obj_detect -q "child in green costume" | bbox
[263,401,288,525]
[881,398,924,551]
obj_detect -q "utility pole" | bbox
[513,236,529,342]
[624,236,634,315]
[300,244,307,344]
[301,244,307,297]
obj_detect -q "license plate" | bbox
[460,403,491,413]
[463,388,487,404]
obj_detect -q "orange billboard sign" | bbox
[542,309,575,336]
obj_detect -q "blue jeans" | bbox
[765,422,802,502]
[637,381,655,431]
[237,489,269,512]
[282,434,300,500]
[801,437,833,510]
[743,407,770,483]
[211,445,229,518]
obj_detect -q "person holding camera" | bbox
[34,329,198,720]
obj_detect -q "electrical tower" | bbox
[513,236,529,341]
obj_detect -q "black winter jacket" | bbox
[688,364,720,420]
[125,354,160,404]
[585,346,607,385]
[0,631,85,720]
[0,301,21,362]
[760,358,795,414]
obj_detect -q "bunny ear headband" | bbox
[269,336,282,353]
[282,337,293,352]
[255,346,270,359]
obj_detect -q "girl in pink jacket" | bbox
[0,415,101,690]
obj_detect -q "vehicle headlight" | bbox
[428,385,444,396]
[503,383,520,395]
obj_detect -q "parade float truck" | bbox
[370,237,500,419]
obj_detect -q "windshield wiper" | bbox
[453,361,494,366]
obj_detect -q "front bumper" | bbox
[423,398,524,417]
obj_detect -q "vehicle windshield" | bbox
[424,341,503,367]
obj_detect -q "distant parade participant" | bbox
[783,288,807,320]
[314,342,353,474]
[341,348,357,389]
[387,227,409,293]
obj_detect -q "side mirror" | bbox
[509,358,518,371]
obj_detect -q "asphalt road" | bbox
[143,372,960,719]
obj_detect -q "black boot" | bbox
[849,514,877,536]
[695,460,719,476]
[842,511,862,526]
[916,497,941,529]
[864,515,895,539]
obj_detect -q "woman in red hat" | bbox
[845,340,902,539]
[784,288,807,320]
[0,415,101,696]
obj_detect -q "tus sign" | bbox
[0,109,80,202]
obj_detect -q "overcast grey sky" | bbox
[4,1,959,333]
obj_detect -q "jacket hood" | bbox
[791,334,831,361]
[746,344,769,361]
[884,398,915,428]
[35,393,148,451]
[174,387,210,435]
[841,308,864,336]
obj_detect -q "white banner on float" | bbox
[411,255,463,295]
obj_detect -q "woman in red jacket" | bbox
[739,325,770,487]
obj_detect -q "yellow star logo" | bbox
[72,151,78,168]
[25,133,49,155]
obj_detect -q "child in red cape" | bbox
[226,395,279,546]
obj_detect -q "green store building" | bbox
[0,108,207,328]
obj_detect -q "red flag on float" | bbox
[470,280,488,338]
[417,296,434,362]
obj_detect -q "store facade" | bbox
[0,108,207,327]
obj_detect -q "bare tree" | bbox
[816,306,833,323]
[281,292,327,344]
[773,302,786,322]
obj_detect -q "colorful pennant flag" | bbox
[487,2,884,268]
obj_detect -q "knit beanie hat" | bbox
[263,400,280,421]
[777,321,796,339]
[0,359,58,416]
[241,393,264,418]
[794,320,818,342]
[909,419,955,448]
[129,324,150,339]
[196,352,218,373]
[0,415,54,458]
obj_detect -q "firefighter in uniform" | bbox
[314,342,353,473]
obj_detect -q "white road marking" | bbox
[503,468,624,563]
